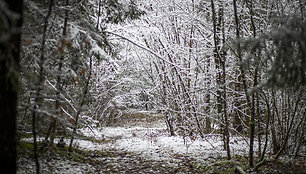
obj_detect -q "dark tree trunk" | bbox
[48,0,69,148]
[69,56,93,151]
[31,0,54,172]
[96,0,102,30]
[0,0,23,173]
[210,0,231,160]
[233,0,256,168]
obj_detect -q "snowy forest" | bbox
[0,0,305,173]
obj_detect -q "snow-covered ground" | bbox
[77,111,256,163]
[19,110,261,174]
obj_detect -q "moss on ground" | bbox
[18,140,130,164]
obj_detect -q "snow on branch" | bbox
[105,30,191,71]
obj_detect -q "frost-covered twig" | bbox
[105,31,189,70]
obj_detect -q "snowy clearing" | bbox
[18,110,305,174]
[78,113,255,163]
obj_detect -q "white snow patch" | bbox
[79,121,256,162]
[21,111,257,165]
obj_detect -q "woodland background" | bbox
[0,0,305,173]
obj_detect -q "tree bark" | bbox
[260,92,270,161]
[233,0,256,168]
[211,0,230,159]
[0,0,23,173]
[96,0,102,30]
[31,0,54,172]
[274,91,303,160]
[69,56,93,151]
[48,0,69,148]
[220,3,231,160]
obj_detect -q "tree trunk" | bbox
[260,92,270,161]
[48,0,69,148]
[96,0,102,30]
[233,75,243,133]
[220,2,230,160]
[31,0,54,172]
[0,0,23,173]
[211,0,230,159]
[274,91,302,160]
[233,0,256,168]
[69,56,93,151]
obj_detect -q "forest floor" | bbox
[17,110,306,173]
